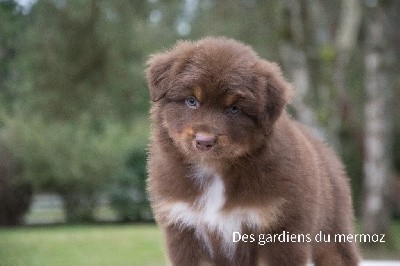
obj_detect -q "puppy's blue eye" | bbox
[229,105,240,114]
[185,97,199,109]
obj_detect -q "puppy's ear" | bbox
[146,41,195,102]
[257,60,293,123]
[146,52,175,102]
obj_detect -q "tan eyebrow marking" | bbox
[193,86,203,102]
[225,94,237,107]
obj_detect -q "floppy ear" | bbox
[146,52,176,102]
[146,41,195,102]
[257,60,293,123]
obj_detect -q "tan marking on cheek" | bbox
[181,127,195,139]
[218,135,230,146]
[194,86,203,102]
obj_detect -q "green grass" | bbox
[0,224,166,266]
[1,222,399,265]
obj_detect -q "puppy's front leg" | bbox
[165,224,211,266]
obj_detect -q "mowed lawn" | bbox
[1,223,399,265]
[0,224,166,266]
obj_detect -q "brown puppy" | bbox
[146,37,360,266]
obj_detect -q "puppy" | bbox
[146,37,360,266]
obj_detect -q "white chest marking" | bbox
[167,166,262,259]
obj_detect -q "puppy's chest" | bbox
[168,167,261,230]
[166,167,263,257]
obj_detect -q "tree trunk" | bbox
[60,189,97,223]
[279,0,325,140]
[362,4,391,235]
[334,0,363,152]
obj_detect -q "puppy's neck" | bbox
[189,163,223,188]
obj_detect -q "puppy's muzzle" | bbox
[194,133,216,151]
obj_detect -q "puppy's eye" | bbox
[185,97,200,109]
[229,105,240,114]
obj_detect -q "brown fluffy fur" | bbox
[146,37,360,266]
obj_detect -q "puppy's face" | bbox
[156,83,262,161]
[147,38,292,162]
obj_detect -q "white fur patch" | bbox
[167,165,262,259]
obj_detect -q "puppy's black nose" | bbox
[195,133,216,151]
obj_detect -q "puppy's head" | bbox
[147,37,292,161]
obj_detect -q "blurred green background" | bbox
[0,0,399,264]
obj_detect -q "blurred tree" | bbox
[334,0,362,126]
[331,0,365,214]
[0,0,32,226]
[0,0,27,109]
[1,0,152,223]
[387,0,400,219]
[109,150,152,222]
[2,114,141,222]
[14,0,148,122]
[362,2,392,236]
[0,138,32,226]
[275,0,325,139]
